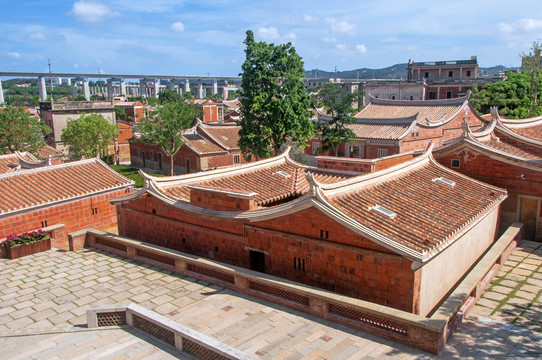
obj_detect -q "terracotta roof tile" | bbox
[0,159,133,215]
[348,117,415,140]
[162,163,354,206]
[505,124,542,141]
[482,137,542,160]
[327,160,506,253]
[198,124,241,150]
[182,133,226,155]
[0,153,37,173]
[356,97,466,125]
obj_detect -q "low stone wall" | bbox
[87,304,255,360]
[80,223,522,354]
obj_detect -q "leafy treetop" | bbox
[61,113,118,160]
[0,106,51,155]
[238,30,313,160]
[137,99,201,175]
[313,83,363,156]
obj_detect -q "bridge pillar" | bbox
[198,83,204,99]
[83,79,90,100]
[212,80,218,95]
[185,81,190,93]
[71,81,78,98]
[152,80,159,98]
[39,76,47,101]
[140,81,147,98]
[120,79,126,96]
[106,80,114,100]
[0,79,4,104]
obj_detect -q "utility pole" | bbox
[48,59,54,101]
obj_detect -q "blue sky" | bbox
[1,0,541,77]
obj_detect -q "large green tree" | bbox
[0,106,51,155]
[238,30,313,160]
[61,113,118,160]
[470,72,533,118]
[137,99,201,175]
[314,83,363,156]
[520,40,542,116]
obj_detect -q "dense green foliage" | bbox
[470,41,542,119]
[470,72,538,118]
[137,99,201,175]
[313,83,363,156]
[61,113,118,160]
[110,165,167,187]
[0,106,51,155]
[238,30,313,160]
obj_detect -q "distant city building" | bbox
[39,99,116,153]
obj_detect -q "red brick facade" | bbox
[117,197,419,312]
[2,188,131,250]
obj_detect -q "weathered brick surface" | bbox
[0,188,131,250]
[118,198,418,313]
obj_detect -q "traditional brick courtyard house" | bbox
[306,96,487,159]
[130,122,247,174]
[112,148,506,316]
[0,159,134,250]
[433,116,542,241]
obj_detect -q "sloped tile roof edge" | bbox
[111,145,506,262]
[0,158,134,216]
[434,128,542,171]
[197,123,240,150]
[495,116,542,147]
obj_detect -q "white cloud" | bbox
[382,36,398,43]
[325,17,356,35]
[257,27,280,41]
[74,63,79,68]
[8,52,21,59]
[28,32,48,41]
[336,44,347,50]
[285,32,296,40]
[170,21,185,32]
[498,18,542,47]
[304,15,318,22]
[322,36,337,43]
[69,1,118,22]
[356,44,368,54]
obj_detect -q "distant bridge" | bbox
[0,72,242,102]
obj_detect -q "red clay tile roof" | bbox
[182,133,226,155]
[198,124,241,150]
[36,145,63,159]
[326,160,506,253]
[0,159,133,215]
[0,153,37,173]
[347,117,415,140]
[356,96,467,125]
[162,162,355,207]
[482,137,542,160]
[510,126,542,141]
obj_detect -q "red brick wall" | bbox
[375,153,415,170]
[1,188,132,250]
[434,151,542,219]
[365,144,400,159]
[317,157,373,172]
[190,187,254,211]
[117,198,418,313]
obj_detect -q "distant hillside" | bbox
[306,64,517,80]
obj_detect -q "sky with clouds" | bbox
[1,0,541,77]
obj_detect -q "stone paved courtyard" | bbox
[0,241,541,359]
